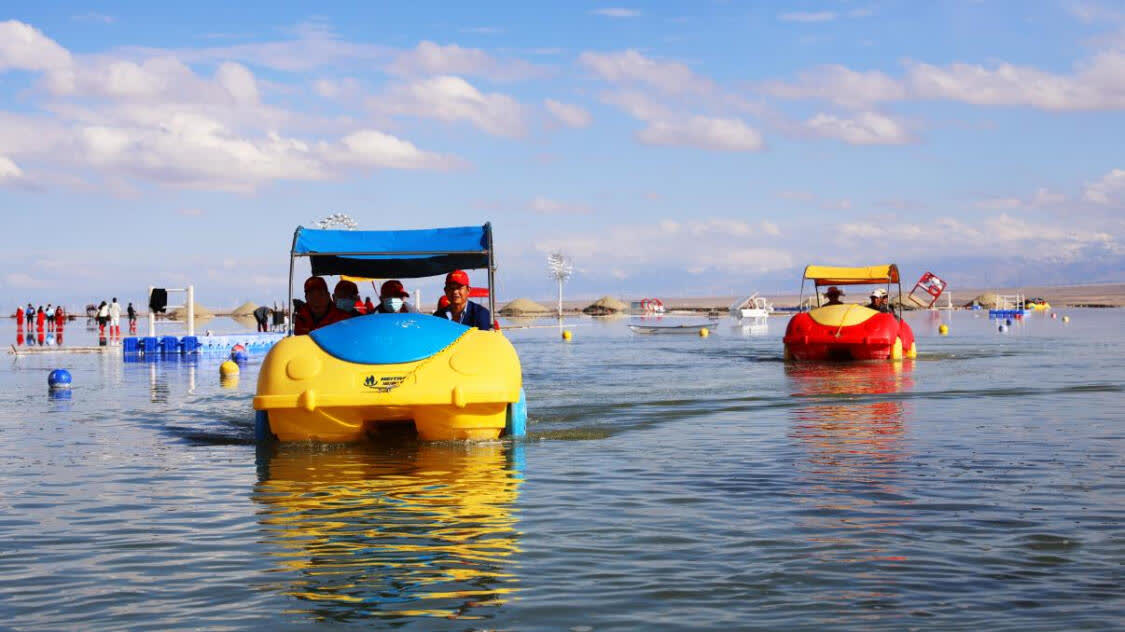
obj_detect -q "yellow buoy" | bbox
[699,327,709,338]
[938,324,949,335]
[220,360,240,377]
[561,330,573,341]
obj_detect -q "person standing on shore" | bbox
[26,303,34,330]
[253,305,272,332]
[15,305,23,332]
[109,297,122,338]
[36,305,46,332]
[127,302,137,334]
[45,304,55,333]
[96,301,109,337]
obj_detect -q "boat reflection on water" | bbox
[253,441,523,624]
[786,360,914,470]
[785,361,916,570]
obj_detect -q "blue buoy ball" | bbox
[48,369,72,389]
[231,350,249,362]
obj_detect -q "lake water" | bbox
[2,310,1122,630]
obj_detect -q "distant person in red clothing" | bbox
[15,305,23,332]
[35,306,46,332]
[294,276,350,335]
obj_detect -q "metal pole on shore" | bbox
[148,286,155,338]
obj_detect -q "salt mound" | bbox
[231,301,258,316]
[583,296,628,315]
[968,293,1000,308]
[500,298,551,315]
[168,304,215,320]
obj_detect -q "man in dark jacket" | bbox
[433,270,492,330]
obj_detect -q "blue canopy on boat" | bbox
[292,224,491,279]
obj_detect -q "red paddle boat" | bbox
[783,264,916,362]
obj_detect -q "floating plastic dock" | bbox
[122,332,284,358]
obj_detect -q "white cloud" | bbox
[600,91,764,151]
[529,196,592,214]
[313,77,362,99]
[637,115,765,151]
[760,65,906,108]
[976,197,1024,210]
[978,187,1066,209]
[1084,168,1125,205]
[591,8,641,18]
[370,75,527,137]
[906,53,1125,110]
[0,156,23,180]
[805,111,911,145]
[535,218,792,274]
[600,90,676,121]
[777,190,852,209]
[126,21,393,72]
[4,272,52,289]
[327,129,462,170]
[544,99,592,128]
[838,213,1119,262]
[579,49,713,95]
[0,20,72,72]
[778,12,837,23]
[765,52,1125,111]
[387,41,544,81]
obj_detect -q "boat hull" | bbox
[253,314,523,442]
[783,305,915,362]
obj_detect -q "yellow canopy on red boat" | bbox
[803,264,899,285]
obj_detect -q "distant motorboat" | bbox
[729,293,773,320]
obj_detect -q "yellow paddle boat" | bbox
[253,224,526,443]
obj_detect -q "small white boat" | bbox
[729,293,773,320]
[628,320,717,334]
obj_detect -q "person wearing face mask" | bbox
[332,280,363,315]
[374,280,418,313]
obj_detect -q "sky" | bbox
[1,1,1123,310]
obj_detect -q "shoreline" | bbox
[8,282,1123,320]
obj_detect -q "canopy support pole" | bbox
[287,228,298,336]
[485,222,496,318]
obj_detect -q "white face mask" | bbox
[383,297,403,312]
[336,298,353,310]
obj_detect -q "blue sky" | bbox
[2,1,1123,309]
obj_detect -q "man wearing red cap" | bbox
[374,280,418,313]
[294,276,350,335]
[433,270,492,330]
